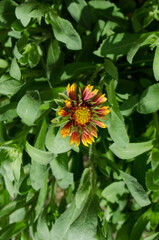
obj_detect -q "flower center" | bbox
[72,106,91,126]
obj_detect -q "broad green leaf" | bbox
[17,91,41,126]
[153,46,159,81]
[150,202,159,230]
[65,0,91,29]
[45,125,72,154]
[50,200,77,240]
[0,0,17,28]
[46,40,61,78]
[26,141,55,165]
[30,161,47,191]
[137,83,159,114]
[88,0,126,28]
[0,201,20,218]
[60,62,96,81]
[34,117,48,150]
[0,103,18,121]
[102,181,128,203]
[0,59,8,68]
[151,150,159,170]
[104,59,118,81]
[146,169,159,191]
[130,209,151,240]
[49,12,82,50]
[94,33,139,57]
[9,208,25,223]
[75,168,91,208]
[127,32,159,64]
[0,79,23,96]
[50,154,73,189]
[144,233,159,240]
[106,108,129,148]
[15,1,48,26]
[50,169,91,239]
[28,45,40,68]
[37,210,50,240]
[0,221,26,240]
[67,195,98,240]
[120,171,151,207]
[110,140,153,159]
[35,172,48,220]
[9,58,21,80]
[120,95,138,116]
[153,164,159,183]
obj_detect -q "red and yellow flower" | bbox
[57,83,110,147]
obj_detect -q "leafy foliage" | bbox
[0,0,159,239]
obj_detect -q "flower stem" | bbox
[89,143,97,192]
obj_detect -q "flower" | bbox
[57,83,110,147]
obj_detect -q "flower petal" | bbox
[89,124,98,138]
[58,108,69,116]
[70,131,80,147]
[67,83,77,100]
[92,119,106,128]
[93,93,107,105]
[81,132,89,146]
[96,106,110,117]
[83,84,98,101]
[65,98,72,109]
[60,121,72,138]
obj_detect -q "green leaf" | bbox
[67,195,98,240]
[146,169,159,191]
[106,108,129,148]
[60,62,96,81]
[35,172,48,220]
[26,141,56,165]
[0,79,23,96]
[9,58,21,80]
[17,91,41,126]
[127,32,158,64]
[120,171,151,207]
[0,0,17,28]
[144,233,159,240]
[50,153,73,189]
[0,59,8,68]
[150,202,159,230]
[94,33,139,57]
[137,83,159,114]
[110,140,153,159]
[102,181,128,203]
[75,168,91,208]
[130,209,151,240]
[50,169,91,239]
[49,12,82,50]
[0,102,18,121]
[120,95,138,116]
[65,0,91,29]
[153,46,159,81]
[9,208,25,223]
[28,45,40,68]
[104,59,118,81]
[0,221,26,240]
[37,209,50,240]
[15,1,48,27]
[46,40,61,78]
[30,161,47,191]
[45,125,72,154]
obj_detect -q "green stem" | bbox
[90,65,103,84]
[89,143,97,192]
